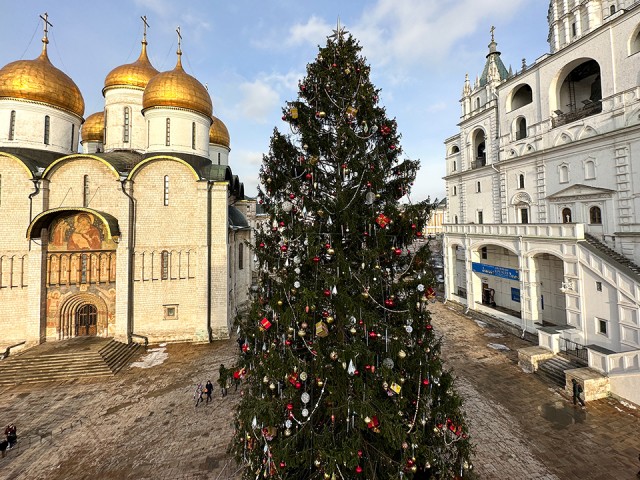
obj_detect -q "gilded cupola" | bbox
[142,43,212,118]
[81,112,105,143]
[0,31,84,118]
[209,116,230,148]
[103,34,159,93]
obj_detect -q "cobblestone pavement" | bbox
[430,301,640,480]
[0,303,639,479]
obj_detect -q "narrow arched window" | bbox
[217,152,221,165]
[123,107,130,143]
[559,165,569,183]
[452,161,457,172]
[562,208,572,223]
[239,243,244,270]
[161,250,169,280]
[8,110,15,140]
[83,175,90,207]
[585,160,595,179]
[610,5,616,15]
[590,206,602,224]
[519,174,525,189]
[164,175,169,206]
[70,124,75,151]
[165,118,171,146]
[454,215,459,224]
[192,122,196,149]
[44,115,50,145]
[476,181,481,193]
[453,186,457,196]
[475,98,480,110]
[516,117,527,140]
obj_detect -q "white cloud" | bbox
[286,16,331,47]
[427,101,447,113]
[353,0,529,69]
[236,80,281,123]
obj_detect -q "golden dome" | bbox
[142,53,212,118]
[103,41,159,93]
[209,116,230,148]
[0,41,84,117]
[81,112,104,143]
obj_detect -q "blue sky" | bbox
[1,0,550,202]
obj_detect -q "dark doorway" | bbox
[75,304,97,336]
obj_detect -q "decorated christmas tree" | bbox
[232,24,473,479]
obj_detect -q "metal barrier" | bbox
[561,338,588,365]
[1,341,26,360]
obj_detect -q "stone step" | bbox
[536,356,578,387]
[0,338,142,386]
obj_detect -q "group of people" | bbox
[193,364,240,407]
[0,423,17,457]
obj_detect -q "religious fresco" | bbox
[49,213,116,252]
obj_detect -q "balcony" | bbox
[443,222,585,241]
[552,101,602,128]
[471,155,487,169]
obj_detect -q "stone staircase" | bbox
[536,355,582,387]
[583,234,640,281]
[0,337,142,386]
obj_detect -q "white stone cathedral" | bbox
[0,16,253,348]
[443,1,640,404]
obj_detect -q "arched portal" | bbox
[58,293,109,339]
[531,253,567,327]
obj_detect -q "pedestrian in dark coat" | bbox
[571,378,585,407]
[205,380,213,404]
[0,439,7,457]
[4,423,16,448]
[218,364,228,397]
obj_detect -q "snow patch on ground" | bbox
[619,400,637,410]
[487,343,510,351]
[131,346,168,369]
[484,332,504,338]
[475,320,487,328]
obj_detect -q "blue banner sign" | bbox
[472,262,520,281]
[511,287,521,303]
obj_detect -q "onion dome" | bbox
[142,50,212,118]
[209,116,230,148]
[103,39,159,93]
[81,112,105,143]
[0,38,84,117]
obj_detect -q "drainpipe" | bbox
[28,179,41,252]
[120,178,135,344]
[207,181,213,342]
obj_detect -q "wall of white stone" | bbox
[145,108,211,157]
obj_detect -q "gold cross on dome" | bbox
[141,15,150,41]
[39,12,53,42]
[176,26,182,54]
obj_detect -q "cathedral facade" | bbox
[443,1,640,404]
[0,19,252,348]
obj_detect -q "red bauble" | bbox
[394,248,402,256]
[306,173,312,180]
[422,379,430,385]
[281,115,287,121]
[259,242,265,248]
[289,193,295,199]
[313,256,320,263]
[411,223,417,230]
[416,231,423,237]
[287,403,294,411]
[279,221,285,227]
[355,466,362,474]
[357,450,363,457]
[280,462,286,468]
[323,289,331,297]
[280,245,288,252]
[295,382,301,389]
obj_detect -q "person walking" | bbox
[4,423,17,448]
[205,380,213,404]
[218,364,228,397]
[194,383,204,407]
[571,378,585,407]
[0,438,7,458]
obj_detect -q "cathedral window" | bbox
[452,161,456,172]
[218,152,221,165]
[192,122,196,149]
[44,115,50,145]
[83,175,90,207]
[518,174,525,189]
[453,186,457,196]
[454,215,458,224]
[161,251,169,280]
[123,107,130,143]
[559,165,569,183]
[585,160,595,179]
[70,124,75,151]
[8,110,15,140]
[590,206,602,225]
[165,118,170,146]
[164,175,169,206]
[239,243,244,270]
[475,97,480,110]
[516,117,527,140]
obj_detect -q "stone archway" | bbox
[58,293,109,339]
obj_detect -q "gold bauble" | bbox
[326,316,334,324]
[327,248,335,255]
[277,300,283,306]
[398,350,407,359]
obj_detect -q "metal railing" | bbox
[561,338,588,364]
